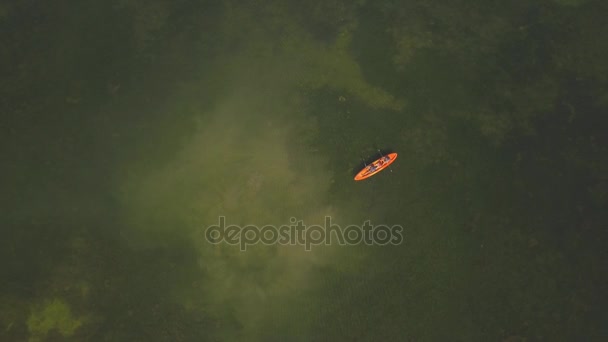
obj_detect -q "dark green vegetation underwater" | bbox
[1,0,607,341]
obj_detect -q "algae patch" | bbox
[27,298,84,342]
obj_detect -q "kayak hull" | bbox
[354,153,398,181]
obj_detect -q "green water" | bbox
[1,0,607,341]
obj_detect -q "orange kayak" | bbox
[354,153,398,181]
